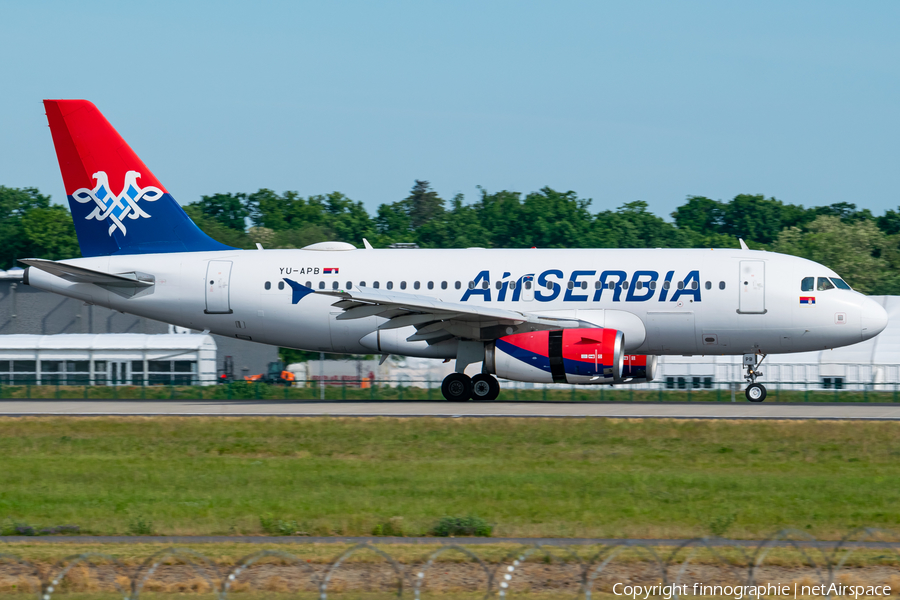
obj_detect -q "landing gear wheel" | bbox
[441,373,473,401]
[746,383,767,402]
[471,374,500,401]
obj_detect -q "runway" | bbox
[1,399,900,419]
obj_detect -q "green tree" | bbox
[194,193,249,231]
[19,206,80,260]
[407,180,444,229]
[773,216,888,294]
[672,196,726,233]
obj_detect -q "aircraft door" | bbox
[738,260,766,314]
[205,260,233,314]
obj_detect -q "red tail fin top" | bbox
[43,100,167,196]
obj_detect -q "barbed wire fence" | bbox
[3,528,899,599]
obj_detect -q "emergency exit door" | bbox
[205,260,233,314]
[738,260,766,314]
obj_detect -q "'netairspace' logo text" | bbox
[612,583,892,599]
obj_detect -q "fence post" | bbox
[342,381,346,401]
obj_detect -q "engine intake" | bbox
[485,328,624,384]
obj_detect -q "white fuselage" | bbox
[25,247,886,360]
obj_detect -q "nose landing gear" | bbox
[743,353,767,402]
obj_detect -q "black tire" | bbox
[745,383,767,402]
[471,374,500,401]
[441,373,473,401]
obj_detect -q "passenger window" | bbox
[545,281,553,290]
[509,281,516,290]
[496,281,503,290]
[359,281,366,287]
[455,281,461,290]
[387,281,394,290]
[441,281,447,289]
[817,277,835,291]
[278,281,284,290]
[677,281,685,290]
[468,281,475,290]
[801,276,814,292]
[346,282,352,289]
[567,281,574,290]
[414,281,420,290]
[831,278,852,290]
[318,281,325,290]
[305,281,312,287]
[704,281,711,290]
[482,281,490,289]
[650,281,657,290]
[622,281,629,290]
[691,281,699,290]
[373,281,380,289]
[525,281,532,290]
[427,281,433,290]
[581,281,587,290]
[595,281,602,289]
[400,281,407,290]
[663,281,670,290]
[719,281,725,290]
[264,281,271,290]
[332,281,339,290]
[635,281,642,290]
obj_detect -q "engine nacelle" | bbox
[620,354,658,383]
[485,328,624,384]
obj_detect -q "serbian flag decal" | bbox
[323,268,339,275]
[800,296,816,305]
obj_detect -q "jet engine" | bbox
[484,328,624,384]
[621,354,658,383]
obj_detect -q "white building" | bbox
[0,334,217,386]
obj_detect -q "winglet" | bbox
[739,238,749,250]
[363,238,373,250]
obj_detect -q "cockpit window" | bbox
[817,277,835,291]
[801,277,814,292]
[830,278,852,290]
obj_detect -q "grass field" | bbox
[0,417,899,539]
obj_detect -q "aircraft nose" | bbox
[860,297,888,341]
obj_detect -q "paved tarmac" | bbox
[0,399,899,419]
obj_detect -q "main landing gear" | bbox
[441,372,500,401]
[743,353,768,402]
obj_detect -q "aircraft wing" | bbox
[312,283,585,344]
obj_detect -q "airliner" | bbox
[21,100,888,402]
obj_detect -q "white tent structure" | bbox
[657,295,900,391]
[0,334,217,386]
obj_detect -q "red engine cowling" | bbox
[484,328,624,384]
[621,354,658,383]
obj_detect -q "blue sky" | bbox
[2,1,899,219]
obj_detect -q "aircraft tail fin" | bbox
[43,100,234,257]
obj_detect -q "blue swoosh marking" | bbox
[283,278,315,304]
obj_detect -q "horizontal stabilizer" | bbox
[19,258,154,288]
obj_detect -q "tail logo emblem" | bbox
[71,171,163,236]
